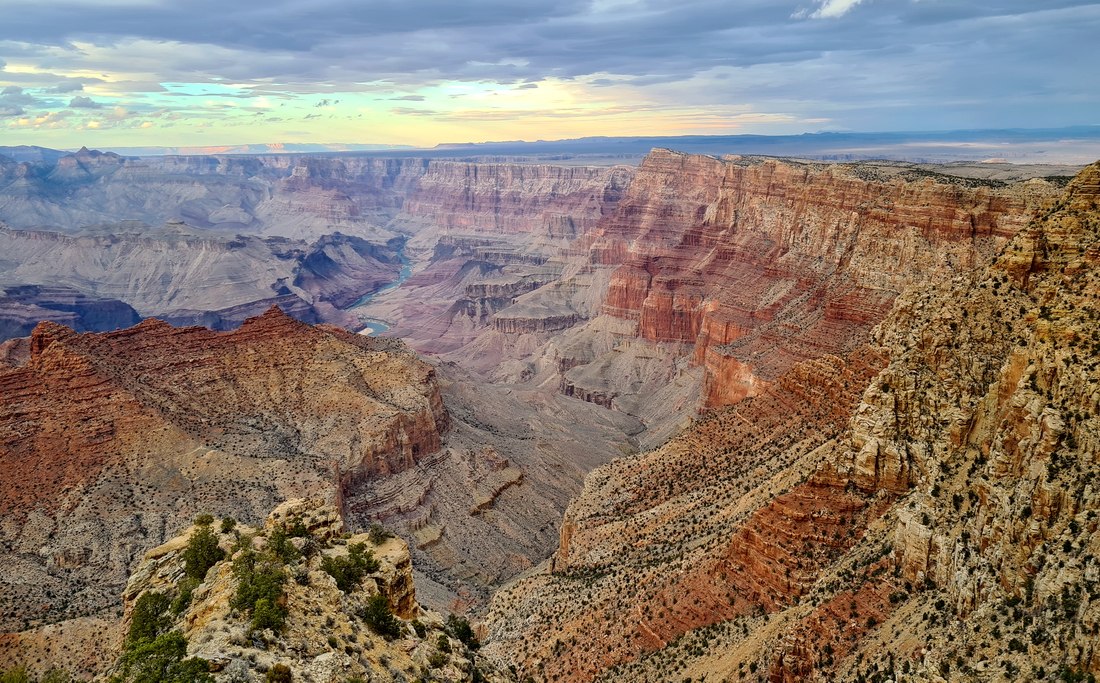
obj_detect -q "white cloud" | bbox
[796,0,868,20]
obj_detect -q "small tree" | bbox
[251,598,284,632]
[127,591,172,647]
[446,614,479,651]
[267,527,300,564]
[368,523,393,545]
[232,550,288,632]
[359,594,401,639]
[183,525,225,582]
[321,543,380,592]
[116,631,212,683]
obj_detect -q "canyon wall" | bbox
[482,162,1100,682]
[586,150,1054,408]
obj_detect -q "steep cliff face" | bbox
[589,150,1054,408]
[0,309,447,637]
[483,163,1100,682]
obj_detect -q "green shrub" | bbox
[359,594,401,639]
[193,514,215,527]
[436,634,452,653]
[320,543,379,592]
[267,528,300,564]
[251,598,285,632]
[285,517,309,538]
[265,664,291,683]
[171,578,200,615]
[41,670,71,683]
[0,667,30,683]
[115,632,212,683]
[183,525,225,581]
[368,523,393,545]
[232,550,288,632]
[446,614,479,651]
[128,592,172,647]
[220,517,237,534]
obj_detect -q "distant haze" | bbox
[0,1,1097,149]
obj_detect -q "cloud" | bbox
[69,95,101,108]
[0,1,1097,141]
[795,0,867,20]
[0,85,41,110]
[0,105,24,117]
[48,82,85,93]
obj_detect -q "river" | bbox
[348,242,412,336]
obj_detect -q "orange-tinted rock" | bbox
[591,151,1050,407]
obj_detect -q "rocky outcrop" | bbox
[0,308,446,636]
[93,499,499,682]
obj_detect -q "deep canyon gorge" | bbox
[1,145,1098,682]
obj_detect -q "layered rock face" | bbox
[588,150,1054,408]
[483,164,1100,682]
[353,161,632,356]
[400,161,633,236]
[361,151,1056,443]
[0,223,402,338]
[0,308,446,639]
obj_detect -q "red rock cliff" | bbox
[591,150,1053,407]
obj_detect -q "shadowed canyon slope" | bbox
[0,223,404,335]
[482,162,1100,682]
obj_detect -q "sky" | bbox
[0,0,1097,149]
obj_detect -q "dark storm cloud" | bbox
[0,0,1097,129]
